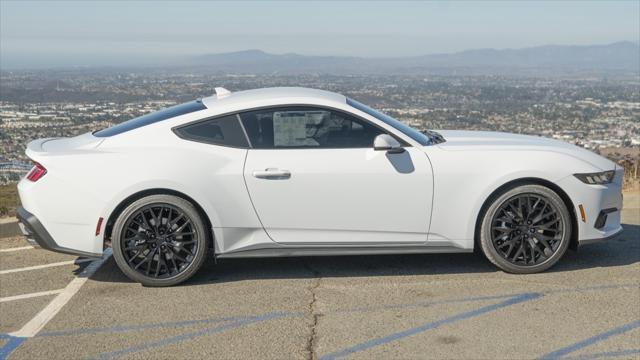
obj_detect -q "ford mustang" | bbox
[16,87,623,286]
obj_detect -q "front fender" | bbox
[425,148,599,248]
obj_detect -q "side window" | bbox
[174,115,249,148]
[239,107,385,149]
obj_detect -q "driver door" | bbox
[241,106,433,245]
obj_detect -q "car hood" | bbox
[434,130,615,171]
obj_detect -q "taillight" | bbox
[26,163,47,182]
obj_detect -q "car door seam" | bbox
[241,149,279,245]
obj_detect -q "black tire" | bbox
[112,194,208,286]
[479,184,571,274]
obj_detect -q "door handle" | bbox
[252,168,291,180]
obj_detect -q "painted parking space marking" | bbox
[0,336,26,360]
[0,289,64,303]
[8,249,111,339]
[0,249,110,360]
[559,349,640,360]
[39,314,263,337]
[538,319,640,359]
[0,246,33,253]
[320,292,543,360]
[0,258,93,275]
[0,281,636,359]
[91,312,295,360]
[13,283,632,340]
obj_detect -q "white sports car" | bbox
[17,87,623,286]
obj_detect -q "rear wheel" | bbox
[112,194,208,286]
[479,184,571,274]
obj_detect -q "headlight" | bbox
[573,170,615,185]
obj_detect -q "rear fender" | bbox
[99,181,223,250]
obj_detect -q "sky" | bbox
[1,0,639,69]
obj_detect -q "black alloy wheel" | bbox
[479,184,571,274]
[112,194,208,286]
[121,203,198,278]
[490,194,563,266]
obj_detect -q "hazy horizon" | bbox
[1,1,639,69]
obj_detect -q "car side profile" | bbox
[17,87,623,286]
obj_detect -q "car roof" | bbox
[200,87,347,109]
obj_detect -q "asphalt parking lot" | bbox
[1,193,638,360]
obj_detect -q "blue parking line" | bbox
[0,336,26,360]
[39,314,245,337]
[320,292,542,360]
[346,283,638,315]
[91,311,296,360]
[544,283,639,296]
[345,293,517,313]
[560,349,640,360]
[538,320,640,359]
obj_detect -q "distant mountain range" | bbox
[188,41,639,75]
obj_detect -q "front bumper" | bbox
[579,226,624,245]
[557,167,624,245]
[16,207,101,258]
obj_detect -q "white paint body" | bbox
[18,87,623,257]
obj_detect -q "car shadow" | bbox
[89,223,640,286]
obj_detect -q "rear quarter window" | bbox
[94,100,207,137]
[174,114,249,148]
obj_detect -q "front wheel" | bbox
[479,184,572,274]
[112,194,209,286]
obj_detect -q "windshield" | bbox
[346,98,431,146]
[94,100,207,137]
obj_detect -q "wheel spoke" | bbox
[537,237,554,256]
[508,202,522,220]
[124,243,146,251]
[127,247,146,263]
[169,253,179,274]
[140,211,152,231]
[532,209,556,225]
[528,241,537,264]
[167,214,185,230]
[173,244,194,257]
[134,248,155,270]
[173,221,191,234]
[495,217,515,224]
[176,240,196,245]
[155,251,163,276]
[512,244,524,261]
[172,231,195,238]
[525,196,533,218]
[535,218,560,229]
[533,233,556,242]
[124,233,144,241]
[149,208,161,230]
[167,246,188,262]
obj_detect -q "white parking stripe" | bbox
[0,258,93,275]
[9,248,112,338]
[0,246,34,253]
[0,289,64,303]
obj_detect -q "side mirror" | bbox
[373,134,404,154]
